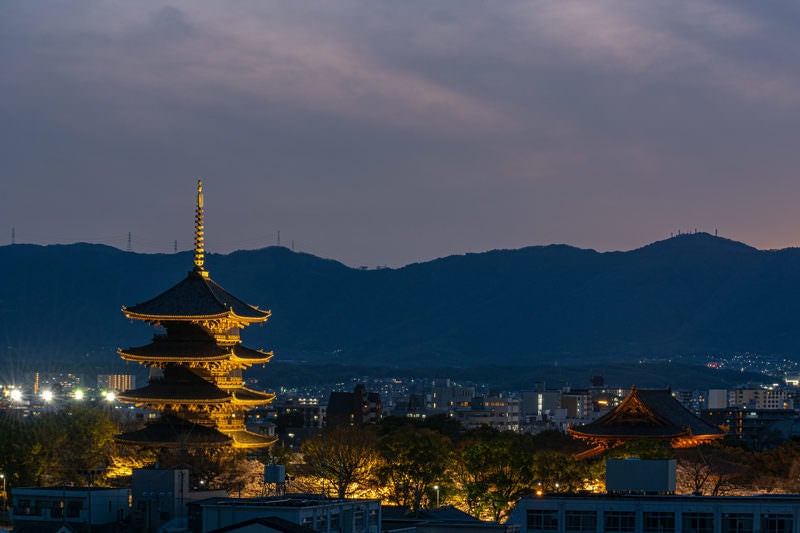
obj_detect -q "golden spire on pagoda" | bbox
[194,180,207,275]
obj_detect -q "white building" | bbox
[728,389,793,410]
[454,394,521,432]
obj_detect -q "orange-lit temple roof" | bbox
[118,366,274,405]
[118,365,230,403]
[115,415,232,448]
[569,386,726,458]
[123,269,270,322]
[119,341,273,364]
[228,429,278,449]
[231,387,275,405]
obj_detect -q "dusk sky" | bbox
[2,1,800,267]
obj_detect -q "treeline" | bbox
[5,408,800,523]
[280,415,600,521]
[283,416,800,520]
[0,407,262,494]
[0,406,119,487]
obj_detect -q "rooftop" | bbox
[570,387,726,439]
[123,269,269,321]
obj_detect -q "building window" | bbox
[604,511,636,533]
[354,510,365,530]
[66,500,83,518]
[330,513,340,530]
[566,511,597,532]
[762,514,793,533]
[528,510,559,531]
[723,513,753,533]
[683,513,714,533]
[644,512,675,533]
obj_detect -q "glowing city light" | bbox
[41,390,53,403]
[9,389,22,402]
[105,391,116,402]
[74,389,84,400]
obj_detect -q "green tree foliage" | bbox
[606,439,675,460]
[745,440,800,493]
[301,426,380,499]
[60,406,118,482]
[531,450,595,493]
[264,443,298,469]
[0,406,117,487]
[454,427,535,521]
[378,425,452,514]
[530,429,588,454]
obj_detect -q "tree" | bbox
[301,426,380,499]
[606,439,675,460]
[0,406,118,487]
[59,406,118,484]
[531,450,595,494]
[378,425,452,514]
[454,428,536,521]
[214,458,267,497]
[675,444,749,495]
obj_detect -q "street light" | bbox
[9,389,21,402]
[41,390,53,403]
[433,484,440,508]
[74,389,84,401]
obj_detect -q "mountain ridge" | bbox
[1,233,798,367]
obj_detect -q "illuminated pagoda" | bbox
[116,181,277,450]
[569,386,726,459]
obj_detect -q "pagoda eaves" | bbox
[123,269,270,324]
[118,342,273,366]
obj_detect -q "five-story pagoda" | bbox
[116,181,277,450]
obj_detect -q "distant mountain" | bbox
[1,233,799,367]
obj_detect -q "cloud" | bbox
[3,1,800,265]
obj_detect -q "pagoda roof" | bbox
[118,366,274,406]
[228,429,278,449]
[123,269,270,322]
[115,415,232,448]
[119,340,273,364]
[230,387,275,405]
[118,366,230,404]
[569,387,726,440]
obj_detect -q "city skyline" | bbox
[3,2,800,267]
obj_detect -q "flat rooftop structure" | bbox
[383,505,519,533]
[509,492,800,533]
[188,493,381,533]
[195,494,377,507]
